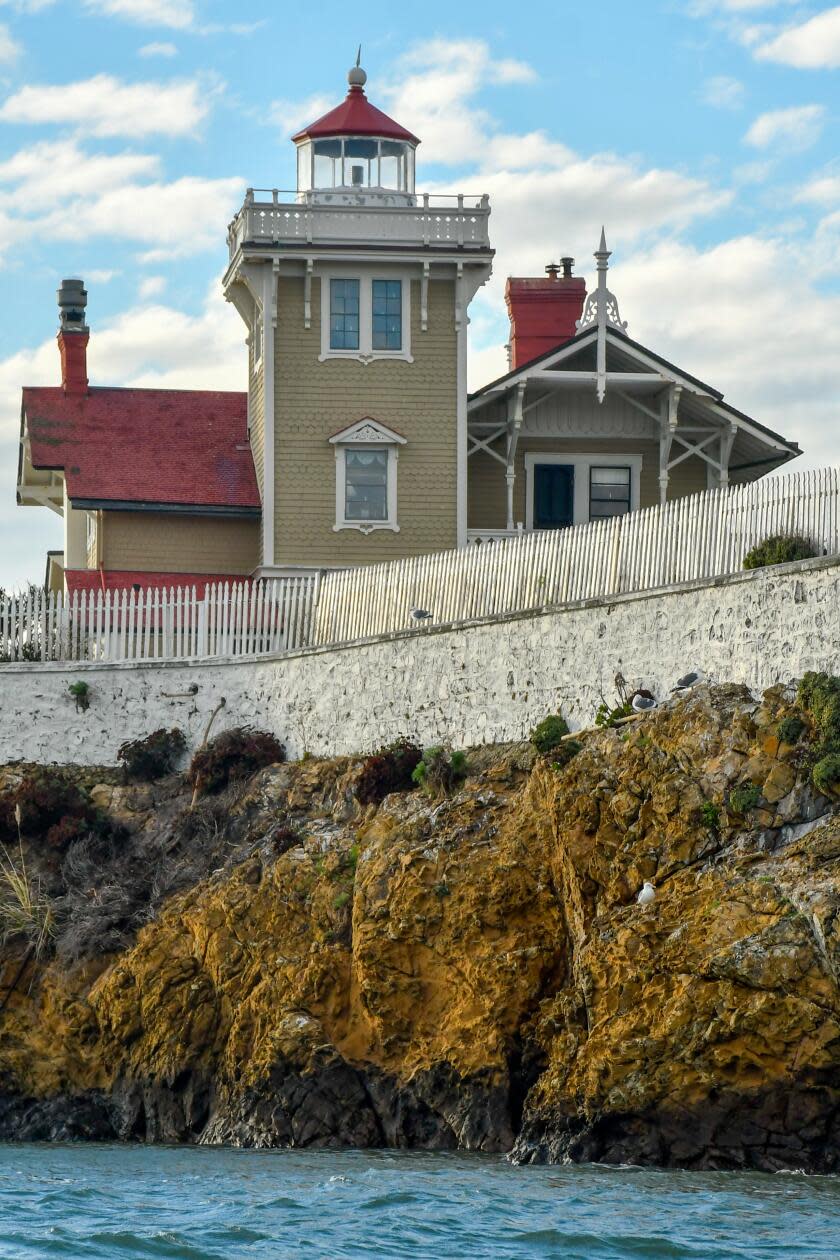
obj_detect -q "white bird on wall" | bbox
[673,668,705,693]
[631,690,657,713]
[637,881,656,908]
[410,607,433,624]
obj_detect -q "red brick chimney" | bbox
[505,258,586,370]
[56,278,89,395]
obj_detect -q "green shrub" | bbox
[333,890,351,911]
[729,782,761,815]
[117,728,187,781]
[813,754,840,797]
[530,715,569,755]
[796,672,840,795]
[411,746,468,796]
[743,534,816,570]
[551,740,582,771]
[188,727,286,796]
[355,738,423,805]
[777,715,806,746]
[700,801,721,833]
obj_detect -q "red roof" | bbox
[291,86,419,145]
[22,386,259,512]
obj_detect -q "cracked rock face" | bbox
[0,683,838,1170]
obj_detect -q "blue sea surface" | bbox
[0,1144,838,1259]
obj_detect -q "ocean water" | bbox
[1,1145,839,1259]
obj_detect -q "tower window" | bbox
[345,448,388,521]
[329,279,360,350]
[372,280,402,350]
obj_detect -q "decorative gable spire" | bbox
[576,228,628,403]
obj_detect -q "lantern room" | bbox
[292,60,419,202]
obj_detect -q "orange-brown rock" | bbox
[0,684,838,1170]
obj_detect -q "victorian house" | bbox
[16,60,801,593]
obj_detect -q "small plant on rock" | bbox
[530,715,569,755]
[270,817,302,855]
[595,700,633,728]
[117,728,187,782]
[729,782,761,815]
[355,738,423,805]
[188,727,286,798]
[777,715,807,746]
[796,672,840,797]
[411,746,468,797]
[551,740,582,771]
[68,680,90,713]
[700,801,721,834]
[743,534,816,570]
[812,754,840,798]
[0,842,55,959]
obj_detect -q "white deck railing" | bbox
[1,468,837,664]
[227,190,491,255]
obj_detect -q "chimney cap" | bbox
[560,256,574,278]
[57,277,88,333]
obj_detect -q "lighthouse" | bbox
[224,56,494,576]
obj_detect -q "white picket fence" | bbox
[0,577,319,663]
[1,467,838,664]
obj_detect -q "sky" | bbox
[0,0,838,585]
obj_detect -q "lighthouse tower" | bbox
[224,57,493,575]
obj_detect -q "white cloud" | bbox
[138,273,166,297]
[0,139,242,260]
[138,40,177,56]
[0,73,212,138]
[755,5,840,67]
[701,74,745,109]
[744,104,825,149]
[84,0,194,27]
[381,39,537,165]
[796,172,840,205]
[269,94,334,138]
[0,21,20,61]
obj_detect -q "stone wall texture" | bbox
[0,555,837,767]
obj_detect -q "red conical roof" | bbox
[291,84,419,145]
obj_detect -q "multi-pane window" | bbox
[589,466,631,519]
[372,280,402,350]
[345,449,388,521]
[330,279,360,350]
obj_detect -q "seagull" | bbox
[631,690,657,713]
[410,607,433,623]
[637,880,656,908]
[672,668,705,693]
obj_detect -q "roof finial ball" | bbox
[348,45,367,90]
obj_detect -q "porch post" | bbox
[506,381,526,531]
[659,384,681,504]
[718,421,737,489]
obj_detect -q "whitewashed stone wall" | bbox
[0,557,838,767]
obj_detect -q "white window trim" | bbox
[319,271,413,365]
[329,418,407,534]
[524,452,643,530]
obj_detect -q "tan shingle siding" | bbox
[102,512,259,574]
[272,275,458,566]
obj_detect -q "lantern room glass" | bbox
[299,137,415,193]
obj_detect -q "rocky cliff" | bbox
[0,681,838,1171]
